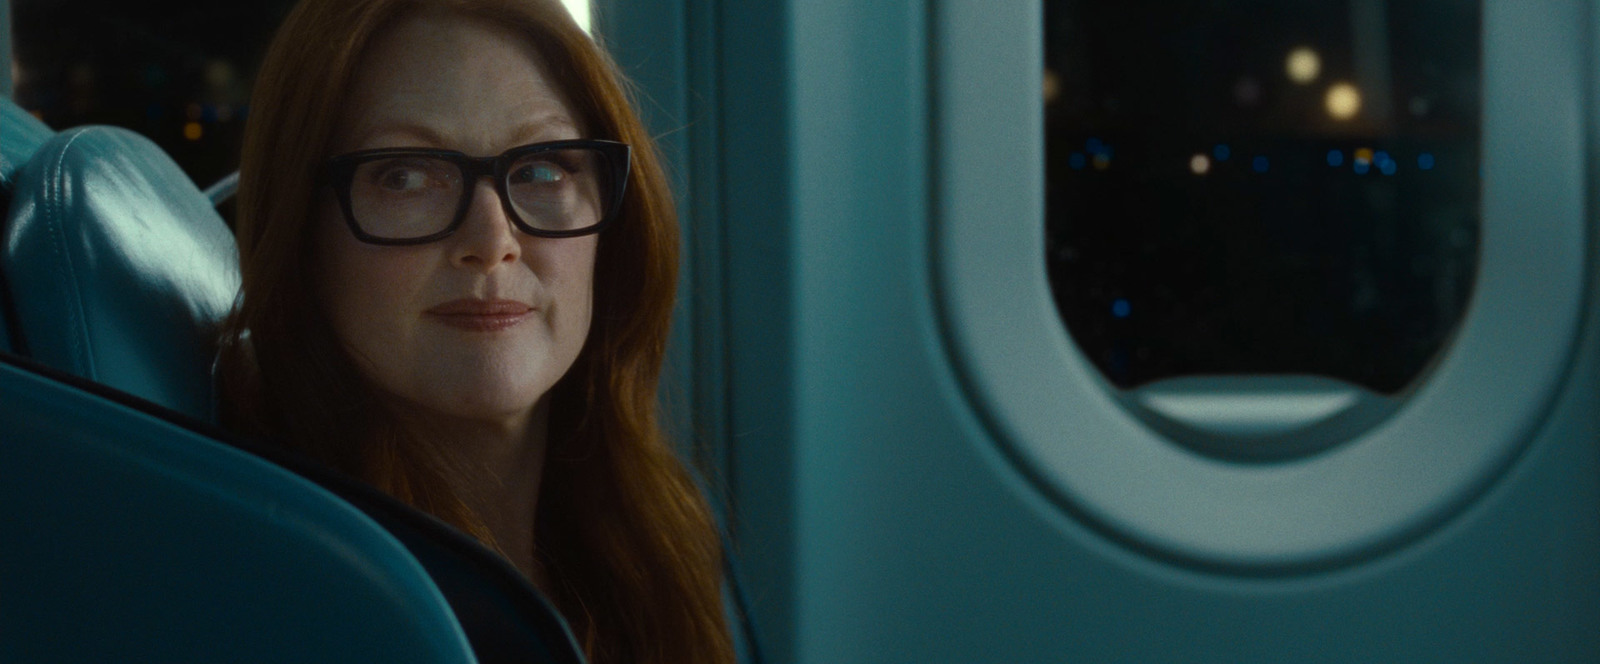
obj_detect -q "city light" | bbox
[1112,299,1132,319]
[1286,47,1321,84]
[1408,96,1431,117]
[1353,147,1372,174]
[1326,82,1362,120]
[1087,138,1112,170]
[1190,154,1211,175]
[1373,150,1397,175]
[1233,77,1262,107]
[183,122,202,141]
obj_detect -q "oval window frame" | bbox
[932,0,1589,571]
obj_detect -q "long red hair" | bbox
[218,1,733,662]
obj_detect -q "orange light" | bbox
[183,122,203,141]
[1354,147,1374,163]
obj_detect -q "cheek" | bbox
[528,237,598,341]
[314,208,431,355]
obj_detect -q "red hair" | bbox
[218,1,733,662]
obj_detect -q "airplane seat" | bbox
[0,96,54,353]
[0,355,484,663]
[0,96,51,196]
[2,124,237,421]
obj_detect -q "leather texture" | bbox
[0,358,478,663]
[3,125,239,421]
[0,97,51,192]
[0,97,55,353]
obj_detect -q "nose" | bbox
[450,178,522,269]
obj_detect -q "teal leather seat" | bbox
[0,98,51,189]
[0,357,480,663]
[0,97,54,352]
[3,125,237,421]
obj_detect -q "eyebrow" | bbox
[352,114,582,153]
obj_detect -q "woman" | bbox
[216,1,734,661]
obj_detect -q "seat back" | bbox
[0,356,480,664]
[0,98,50,191]
[2,125,238,420]
[0,97,53,352]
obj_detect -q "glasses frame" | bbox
[320,138,631,246]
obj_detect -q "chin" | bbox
[435,389,548,425]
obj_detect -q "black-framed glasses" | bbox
[321,139,630,245]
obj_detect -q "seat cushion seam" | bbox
[45,128,95,378]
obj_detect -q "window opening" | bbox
[1044,0,1481,394]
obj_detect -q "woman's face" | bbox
[315,13,595,433]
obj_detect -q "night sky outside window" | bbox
[1044,0,1481,394]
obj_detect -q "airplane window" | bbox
[1044,0,1481,394]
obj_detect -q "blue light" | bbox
[1353,160,1370,175]
[1112,298,1132,319]
[1086,137,1105,154]
[1069,152,1087,170]
[1326,149,1344,167]
[1379,159,1397,176]
[1418,152,1435,170]
[1252,156,1269,173]
[1213,144,1231,161]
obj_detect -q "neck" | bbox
[414,400,551,586]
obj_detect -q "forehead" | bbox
[333,12,584,154]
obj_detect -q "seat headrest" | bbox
[0,97,52,193]
[0,98,54,353]
[3,125,240,421]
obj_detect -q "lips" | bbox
[426,299,533,332]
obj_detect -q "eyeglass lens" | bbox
[347,147,608,240]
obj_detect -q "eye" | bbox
[510,161,568,185]
[360,158,454,193]
[380,168,428,191]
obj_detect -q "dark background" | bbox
[11,0,296,209]
[1044,0,1481,394]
